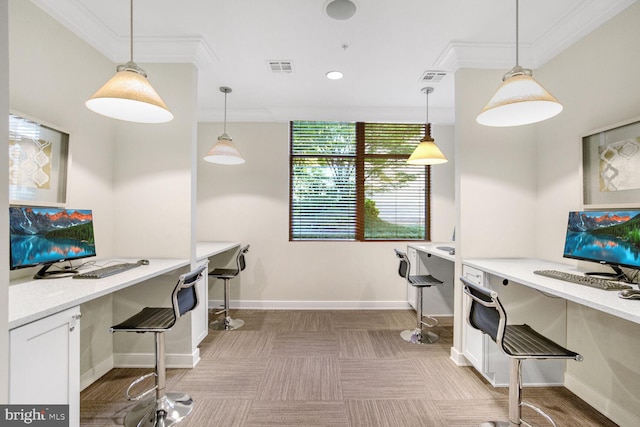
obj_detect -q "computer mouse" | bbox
[618,289,640,300]
[138,259,150,265]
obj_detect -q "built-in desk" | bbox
[463,258,640,324]
[8,241,240,427]
[9,258,189,330]
[406,242,455,316]
[462,257,640,427]
[196,241,241,262]
[408,241,455,263]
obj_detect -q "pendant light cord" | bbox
[425,90,429,124]
[129,0,134,62]
[515,0,519,67]
[223,91,227,134]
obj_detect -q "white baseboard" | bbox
[208,299,412,310]
[113,349,200,369]
[565,372,640,427]
[80,356,113,391]
[450,347,471,367]
[194,328,207,345]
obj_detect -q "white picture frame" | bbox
[582,116,640,208]
[9,112,70,206]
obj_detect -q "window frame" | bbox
[289,121,432,242]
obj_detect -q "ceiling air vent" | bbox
[268,60,294,73]
[420,70,447,83]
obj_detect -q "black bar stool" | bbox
[394,249,445,344]
[209,244,249,330]
[461,276,583,427]
[110,264,207,427]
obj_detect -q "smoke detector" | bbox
[325,0,357,20]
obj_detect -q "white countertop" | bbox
[463,257,640,325]
[196,241,240,260]
[8,258,189,330]
[408,241,456,262]
[9,241,241,330]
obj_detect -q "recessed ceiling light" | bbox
[326,71,344,80]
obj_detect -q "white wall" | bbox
[8,0,118,383]
[535,3,640,425]
[197,121,455,308]
[8,0,117,269]
[7,0,201,387]
[455,68,538,261]
[111,62,201,367]
[0,0,9,403]
[112,63,198,260]
[431,125,456,240]
[452,67,539,354]
[535,3,640,262]
[453,3,640,425]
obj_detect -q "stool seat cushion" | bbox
[503,324,581,360]
[408,274,443,287]
[209,267,239,279]
[110,307,175,332]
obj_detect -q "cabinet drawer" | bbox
[462,265,484,286]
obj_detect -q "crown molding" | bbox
[198,106,455,125]
[434,0,637,73]
[33,0,636,73]
[433,42,535,72]
[31,0,219,68]
[110,36,219,68]
[533,0,637,66]
[32,0,119,58]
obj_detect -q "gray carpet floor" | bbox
[80,309,616,426]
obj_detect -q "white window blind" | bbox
[290,121,430,241]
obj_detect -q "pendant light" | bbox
[203,87,245,165]
[407,87,448,165]
[85,0,173,123]
[476,0,562,127]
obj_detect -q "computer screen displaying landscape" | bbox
[9,206,96,270]
[563,210,640,269]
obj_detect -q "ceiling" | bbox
[32,0,636,124]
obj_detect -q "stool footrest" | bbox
[126,372,157,401]
[521,401,556,427]
[420,315,439,328]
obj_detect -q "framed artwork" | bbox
[9,112,69,205]
[582,116,640,208]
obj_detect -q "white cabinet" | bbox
[407,247,418,309]
[10,306,81,427]
[461,265,487,373]
[461,264,567,387]
[191,262,210,347]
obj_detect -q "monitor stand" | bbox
[585,264,627,281]
[33,262,78,279]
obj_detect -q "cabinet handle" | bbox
[70,312,82,332]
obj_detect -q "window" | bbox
[290,121,431,241]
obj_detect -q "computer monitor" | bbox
[10,205,96,279]
[563,210,640,280]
